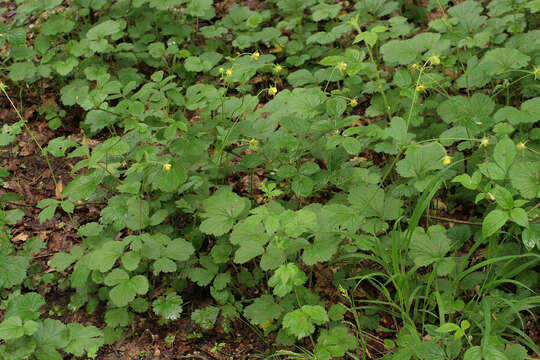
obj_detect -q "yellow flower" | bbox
[259,320,273,331]
[411,63,420,70]
[534,67,540,80]
[225,68,233,76]
[252,51,260,61]
[272,43,283,53]
[163,163,172,171]
[273,64,283,73]
[480,137,489,147]
[350,98,358,107]
[268,86,278,96]
[415,84,426,92]
[337,62,347,71]
[517,141,526,150]
[218,67,224,74]
[248,138,259,150]
[428,54,441,66]
[442,156,452,165]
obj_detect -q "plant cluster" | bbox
[0,0,539,359]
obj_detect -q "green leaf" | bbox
[0,244,30,289]
[436,323,461,333]
[509,208,529,228]
[3,209,24,225]
[0,317,24,340]
[510,162,540,199]
[396,143,445,191]
[481,48,530,75]
[348,185,402,220]
[409,225,451,266]
[107,272,149,307]
[121,251,141,271]
[191,306,220,330]
[151,162,187,193]
[78,222,103,237]
[88,241,125,272]
[105,307,130,328]
[415,342,446,360]
[165,237,195,262]
[36,198,59,224]
[8,61,37,82]
[5,292,45,321]
[483,209,509,238]
[315,326,357,359]
[86,20,125,40]
[291,175,314,197]
[268,263,307,297]
[302,233,340,265]
[452,171,482,190]
[185,56,203,72]
[65,324,103,357]
[243,295,283,325]
[282,305,329,339]
[33,319,69,360]
[494,137,516,174]
[230,217,268,263]
[491,185,514,210]
[311,3,341,21]
[153,293,184,320]
[199,191,249,236]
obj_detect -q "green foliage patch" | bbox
[0,0,539,359]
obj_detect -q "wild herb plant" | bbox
[0,0,539,359]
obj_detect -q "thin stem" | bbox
[366,44,392,122]
[1,85,77,229]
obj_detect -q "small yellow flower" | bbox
[259,319,273,331]
[480,137,489,147]
[218,67,224,74]
[534,67,540,80]
[442,156,452,165]
[415,84,426,92]
[225,68,233,76]
[272,43,283,53]
[273,64,283,73]
[248,138,259,150]
[350,98,358,107]
[252,51,260,61]
[163,163,172,171]
[337,62,347,71]
[517,141,526,150]
[268,86,278,96]
[428,54,441,66]
[0,81,6,92]
[411,63,420,70]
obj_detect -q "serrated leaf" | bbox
[0,316,24,340]
[315,326,357,359]
[243,295,283,325]
[108,275,149,308]
[165,237,195,262]
[104,307,130,327]
[409,226,451,266]
[5,292,45,321]
[200,191,249,236]
[191,306,220,330]
[153,293,184,320]
[510,162,540,199]
[65,324,103,357]
[268,263,306,297]
[282,305,328,339]
[302,233,340,265]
